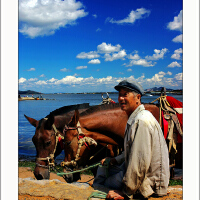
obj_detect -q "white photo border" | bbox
[1,0,19,199]
[183,0,200,199]
[1,0,199,199]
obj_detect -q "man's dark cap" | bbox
[114,80,144,96]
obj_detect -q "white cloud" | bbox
[146,71,168,83]
[128,53,140,60]
[129,59,155,67]
[60,68,70,72]
[48,78,58,83]
[145,48,168,60]
[97,42,121,53]
[158,71,166,76]
[36,80,47,85]
[76,42,125,63]
[167,10,183,44]
[76,51,100,59]
[19,77,27,83]
[28,78,38,81]
[97,76,113,83]
[125,51,157,67]
[19,0,88,38]
[83,76,96,84]
[127,68,132,72]
[96,28,101,32]
[109,8,150,24]
[167,61,181,68]
[171,48,183,60]
[76,66,87,70]
[104,50,127,61]
[55,75,84,85]
[39,74,45,77]
[143,71,180,88]
[151,74,162,82]
[174,73,183,81]
[167,10,183,32]
[172,34,183,43]
[27,67,36,71]
[93,14,97,18]
[135,74,145,85]
[88,59,101,64]
[19,72,183,92]
[167,71,172,76]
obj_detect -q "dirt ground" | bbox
[18,167,183,200]
[18,167,94,184]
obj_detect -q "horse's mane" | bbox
[80,103,121,117]
[80,102,159,117]
[44,101,158,118]
[45,103,90,118]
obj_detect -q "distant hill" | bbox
[144,87,174,92]
[18,90,42,95]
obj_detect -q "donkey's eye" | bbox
[45,141,51,147]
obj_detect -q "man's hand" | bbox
[106,190,124,199]
[100,157,108,165]
[101,157,117,166]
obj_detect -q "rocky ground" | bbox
[18,167,183,200]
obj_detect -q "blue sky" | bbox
[18,0,183,93]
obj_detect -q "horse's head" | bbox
[62,109,97,182]
[24,114,63,180]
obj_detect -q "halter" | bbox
[61,121,97,168]
[35,118,64,171]
[62,121,84,144]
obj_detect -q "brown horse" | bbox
[24,103,91,180]
[62,103,163,182]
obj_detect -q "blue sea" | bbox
[18,93,183,162]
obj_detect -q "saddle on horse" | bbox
[152,88,183,169]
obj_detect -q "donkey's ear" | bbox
[44,113,54,130]
[24,114,38,127]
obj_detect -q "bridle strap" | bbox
[63,122,83,135]
[77,121,84,135]
[61,121,97,168]
[36,118,64,168]
[63,121,83,145]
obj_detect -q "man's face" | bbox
[118,88,141,116]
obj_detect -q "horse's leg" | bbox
[175,143,183,168]
[169,146,176,179]
[170,166,175,179]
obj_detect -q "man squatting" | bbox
[93,80,170,199]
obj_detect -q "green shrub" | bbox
[169,179,183,186]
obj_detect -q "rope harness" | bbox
[151,93,183,167]
[61,121,97,168]
[87,191,107,200]
[35,118,64,172]
[57,162,101,176]
[35,119,108,178]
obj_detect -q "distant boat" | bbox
[18,96,46,101]
[145,94,153,96]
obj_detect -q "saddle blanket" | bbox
[165,96,183,143]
